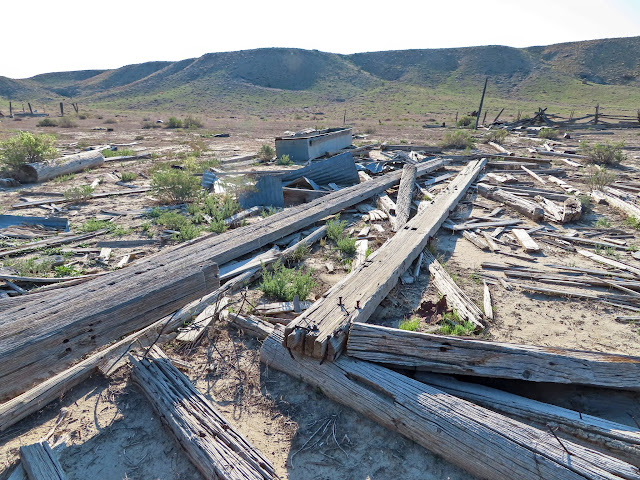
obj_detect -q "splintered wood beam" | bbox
[346,322,640,390]
[423,251,485,330]
[262,328,639,480]
[283,159,487,361]
[415,372,640,467]
[477,183,544,221]
[393,163,417,231]
[15,150,104,184]
[19,441,66,480]
[131,346,277,480]
[512,228,541,252]
[483,281,494,320]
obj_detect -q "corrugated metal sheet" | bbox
[0,214,68,231]
[279,152,359,187]
[238,175,284,209]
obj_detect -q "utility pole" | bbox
[475,77,488,130]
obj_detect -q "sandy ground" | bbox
[1,113,640,479]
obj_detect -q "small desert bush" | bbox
[290,243,310,262]
[0,131,57,171]
[64,185,94,203]
[151,168,201,203]
[538,128,559,139]
[483,129,507,143]
[166,117,183,129]
[77,218,130,236]
[441,130,475,150]
[6,257,54,276]
[336,236,357,256]
[120,172,137,182]
[54,264,83,277]
[439,310,475,336]
[259,261,316,301]
[37,118,57,127]
[399,317,420,331]
[326,215,347,242]
[183,116,204,129]
[101,148,135,158]
[276,154,293,166]
[142,121,162,129]
[257,144,275,161]
[581,141,626,165]
[456,115,473,127]
[103,118,117,124]
[57,117,77,128]
[585,165,616,191]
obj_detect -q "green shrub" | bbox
[0,131,57,171]
[183,116,204,129]
[336,236,357,256]
[439,310,476,336]
[78,114,88,120]
[64,185,94,203]
[456,116,473,127]
[151,168,201,203]
[326,215,347,242]
[257,144,275,161]
[625,216,640,231]
[57,117,77,128]
[5,257,54,276]
[483,129,507,143]
[261,206,278,218]
[441,130,475,150]
[538,128,559,139]
[290,243,310,262]
[77,218,130,236]
[54,264,83,277]
[172,223,202,241]
[166,116,183,128]
[154,211,191,230]
[102,148,135,158]
[259,261,316,301]
[581,141,626,165]
[37,118,57,127]
[276,154,293,166]
[142,121,162,129]
[103,118,117,124]
[399,317,420,331]
[585,165,616,191]
[120,172,137,182]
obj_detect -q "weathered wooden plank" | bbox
[264,328,638,480]
[423,251,485,329]
[521,165,546,184]
[483,281,494,320]
[394,163,417,231]
[512,229,540,252]
[415,372,640,467]
[283,159,486,360]
[0,230,107,258]
[131,346,277,480]
[462,230,489,251]
[12,188,151,208]
[578,249,640,276]
[346,322,640,390]
[19,441,66,480]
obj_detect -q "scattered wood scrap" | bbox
[19,441,66,480]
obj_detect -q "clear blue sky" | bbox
[3,0,639,78]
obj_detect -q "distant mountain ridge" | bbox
[2,36,640,112]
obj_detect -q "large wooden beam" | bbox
[283,159,487,361]
[477,182,544,221]
[19,441,66,480]
[393,163,417,231]
[0,259,219,402]
[346,322,640,390]
[415,372,640,467]
[131,346,277,480]
[15,150,104,183]
[262,328,638,480]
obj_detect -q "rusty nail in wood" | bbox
[546,425,570,455]
[338,297,343,306]
[356,301,360,309]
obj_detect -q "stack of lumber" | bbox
[283,159,486,361]
[262,328,639,480]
